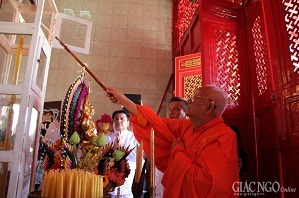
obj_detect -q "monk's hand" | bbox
[170,138,183,151]
[106,88,124,105]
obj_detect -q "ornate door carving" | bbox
[174,53,202,99]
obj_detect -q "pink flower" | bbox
[98,114,113,124]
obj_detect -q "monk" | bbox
[106,85,239,198]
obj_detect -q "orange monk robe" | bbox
[130,105,239,198]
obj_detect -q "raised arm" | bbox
[106,88,140,115]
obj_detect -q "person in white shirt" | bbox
[105,109,140,198]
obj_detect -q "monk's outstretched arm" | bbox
[106,88,139,115]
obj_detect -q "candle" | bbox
[73,170,79,198]
[41,169,103,198]
[99,175,103,198]
[91,174,95,197]
[45,171,52,197]
[64,171,68,198]
[150,129,155,187]
[94,175,98,198]
[56,170,64,198]
[85,174,89,198]
[41,172,47,197]
[150,128,156,198]
[87,174,91,198]
[77,171,82,198]
[49,171,57,198]
[81,172,87,197]
[64,170,74,198]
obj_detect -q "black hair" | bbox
[112,109,130,120]
[169,96,188,109]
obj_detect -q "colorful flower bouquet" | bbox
[98,113,113,124]
[39,72,133,197]
[41,126,133,197]
[41,124,133,197]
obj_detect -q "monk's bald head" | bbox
[194,85,228,117]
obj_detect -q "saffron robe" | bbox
[130,105,239,198]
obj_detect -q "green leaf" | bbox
[69,131,80,144]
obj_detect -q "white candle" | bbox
[99,176,103,198]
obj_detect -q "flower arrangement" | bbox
[39,74,132,197]
[41,132,133,194]
[98,113,113,124]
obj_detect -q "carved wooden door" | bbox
[246,2,281,197]
[269,0,299,196]
[173,0,299,196]
[246,0,299,197]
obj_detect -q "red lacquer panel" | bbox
[174,53,202,99]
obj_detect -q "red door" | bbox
[173,0,299,196]
[246,2,281,197]
[247,1,299,196]
[265,0,299,196]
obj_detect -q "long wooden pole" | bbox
[55,37,108,91]
[157,73,173,115]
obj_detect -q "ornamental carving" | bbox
[175,0,199,45]
[214,29,241,108]
[209,5,238,20]
[184,75,202,100]
[282,0,299,74]
[251,16,269,96]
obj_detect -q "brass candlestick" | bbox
[150,128,156,198]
